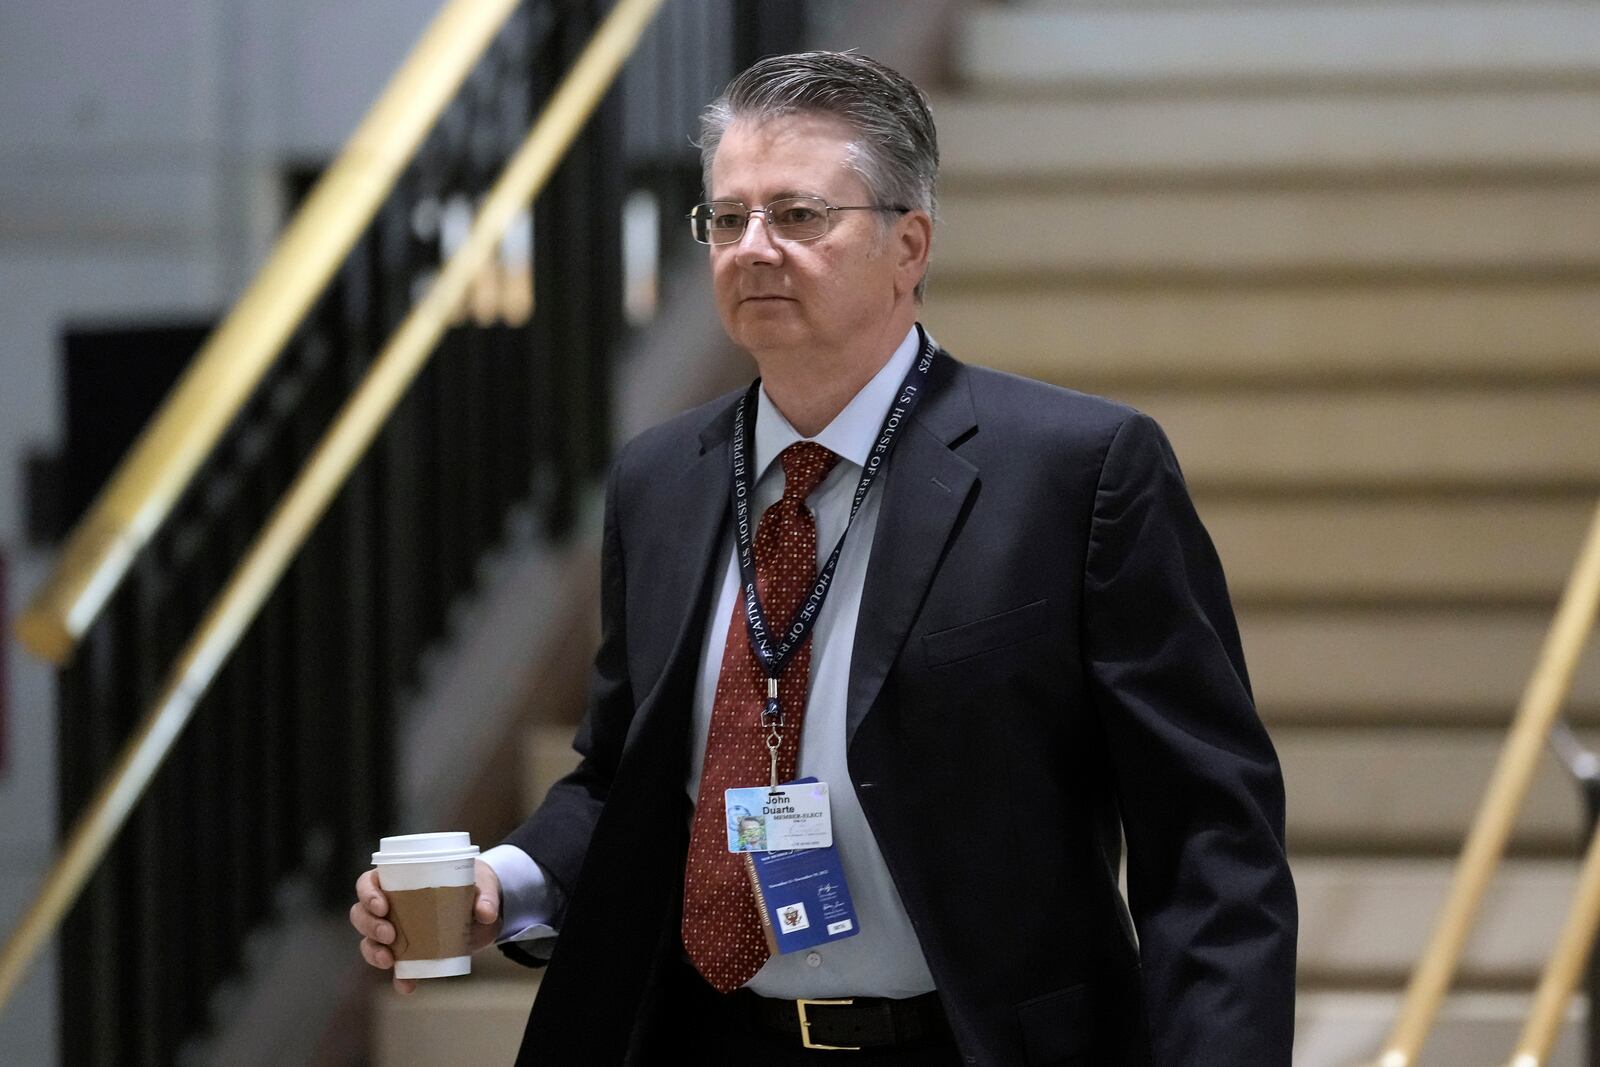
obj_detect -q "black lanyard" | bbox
[729,325,935,730]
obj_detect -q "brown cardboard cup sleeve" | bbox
[386,885,477,961]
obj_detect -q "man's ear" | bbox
[893,210,933,299]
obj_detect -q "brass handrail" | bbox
[11,0,522,667]
[0,0,667,1014]
[1506,811,1600,1067]
[1368,498,1600,1067]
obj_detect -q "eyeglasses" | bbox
[687,196,909,245]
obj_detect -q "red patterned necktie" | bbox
[682,440,841,993]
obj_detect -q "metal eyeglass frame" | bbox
[687,196,911,245]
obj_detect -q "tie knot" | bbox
[778,441,840,503]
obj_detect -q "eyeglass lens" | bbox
[690,197,831,244]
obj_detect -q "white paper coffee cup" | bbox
[371,832,480,979]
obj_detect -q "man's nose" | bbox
[732,212,783,265]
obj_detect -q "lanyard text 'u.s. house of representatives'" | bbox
[728,325,935,787]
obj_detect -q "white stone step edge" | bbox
[1201,498,1589,603]
[1294,990,1584,1067]
[1276,726,1594,850]
[1114,387,1600,489]
[934,184,1600,276]
[1239,607,1600,717]
[933,92,1600,179]
[1294,856,1582,982]
[921,284,1600,385]
[961,4,1600,88]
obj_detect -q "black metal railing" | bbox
[51,2,805,1063]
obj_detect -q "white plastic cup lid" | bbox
[371,832,479,865]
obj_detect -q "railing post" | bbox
[1583,779,1600,1066]
[1545,718,1600,1066]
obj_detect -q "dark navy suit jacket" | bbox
[501,347,1297,1066]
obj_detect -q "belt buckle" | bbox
[796,997,859,1051]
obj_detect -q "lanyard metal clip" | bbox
[760,677,783,727]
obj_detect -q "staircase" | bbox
[921,2,1600,1064]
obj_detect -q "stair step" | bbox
[1108,387,1600,490]
[933,91,1600,182]
[1294,856,1577,985]
[960,3,1600,89]
[372,974,540,1067]
[1294,990,1583,1067]
[921,283,1600,388]
[1205,497,1592,604]
[1278,727,1592,852]
[1239,608,1600,723]
[936,184,1600,279]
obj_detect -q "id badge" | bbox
[724,778,833,852]
[747,844,861,954]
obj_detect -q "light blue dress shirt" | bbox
[483,326,936,998]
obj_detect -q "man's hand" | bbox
[350,858,503,994]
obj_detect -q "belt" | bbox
[740,990,948,1051]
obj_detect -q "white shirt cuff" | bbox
[481,843,562,944]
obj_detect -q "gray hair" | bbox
[698,51,939,301]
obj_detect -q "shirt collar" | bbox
[753,324,922,478]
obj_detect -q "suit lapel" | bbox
[623,402,736,751]
[846,353,978,744]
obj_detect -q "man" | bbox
[352,51,1296,1065]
